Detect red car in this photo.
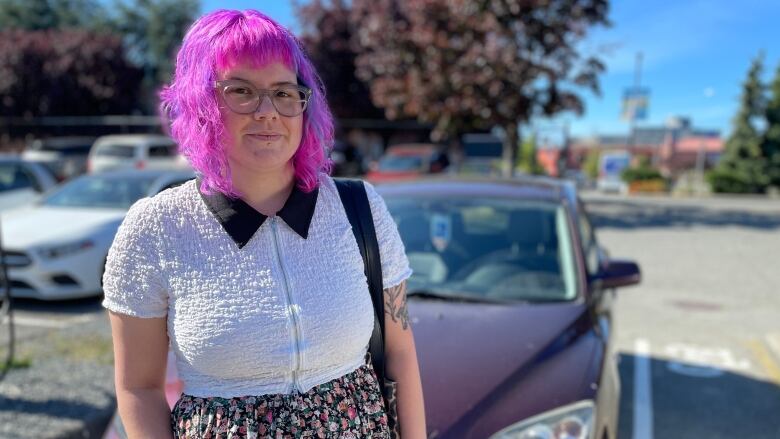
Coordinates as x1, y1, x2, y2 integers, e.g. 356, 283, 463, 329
365, 143, 450, 183
105, 176, 640, 439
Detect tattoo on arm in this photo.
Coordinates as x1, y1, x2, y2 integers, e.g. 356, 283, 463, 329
384, 282, 410, 330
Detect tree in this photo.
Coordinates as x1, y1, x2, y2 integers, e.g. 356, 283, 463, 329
350, 0, 609, 176
583, 149, 600, 180
517, 133, 544, 175
294, 0, 384, 120
708, 54, 769, 193
0, 0, 109, 31
762, 62, 780, 189
0, 29, 143, 117
112, 0, 199, 109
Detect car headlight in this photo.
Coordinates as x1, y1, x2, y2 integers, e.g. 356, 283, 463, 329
37, 239, 95, 259
489, 400, 595, 439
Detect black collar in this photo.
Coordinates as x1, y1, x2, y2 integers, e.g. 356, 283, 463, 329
196, 176, 319, 248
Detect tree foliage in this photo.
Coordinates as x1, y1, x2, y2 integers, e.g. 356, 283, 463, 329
708, 54, 770, 193
0, 28, 143, 117
0, 0, 198, 115
112, 0, 199, 86
0, 0, 110, 31
350, 0, 609, 175
294, 0, 384, 120
762, 62, 780, 188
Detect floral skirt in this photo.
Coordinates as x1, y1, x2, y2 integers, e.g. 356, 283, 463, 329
170, 363, 390, 439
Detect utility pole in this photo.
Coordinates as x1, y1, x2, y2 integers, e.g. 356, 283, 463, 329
627, 52, 643, 152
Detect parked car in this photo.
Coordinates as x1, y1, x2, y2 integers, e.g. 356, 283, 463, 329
379, 177, 640, 438
87, 134, 190, 174
103, 176, 640, 439
365, 143, 449, 183
0, 169, 194, 300
0, 155, 58, 212
21, 136, 96, 181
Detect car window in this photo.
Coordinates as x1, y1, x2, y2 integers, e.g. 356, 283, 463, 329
577, 201, 600, 276
385, 196, 578, 302
149, 143, 175, 158
0, 163, 35, 192
94, 144, 136, 158
378, 155, 424, 172
42, 175, 157, 209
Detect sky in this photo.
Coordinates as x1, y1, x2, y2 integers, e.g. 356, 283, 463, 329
200, 1, 780, 140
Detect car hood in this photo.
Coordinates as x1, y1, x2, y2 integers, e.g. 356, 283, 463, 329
409, 298, 588, 437
1, 205, 127, 249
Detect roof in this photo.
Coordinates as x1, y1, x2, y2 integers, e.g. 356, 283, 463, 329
88, 169, 195, 180
374, 175, 574, 203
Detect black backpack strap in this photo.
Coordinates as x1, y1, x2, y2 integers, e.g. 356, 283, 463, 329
334, 178, 387, 389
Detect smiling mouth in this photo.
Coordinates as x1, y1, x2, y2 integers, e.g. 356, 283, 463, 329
248, 134, 282, 141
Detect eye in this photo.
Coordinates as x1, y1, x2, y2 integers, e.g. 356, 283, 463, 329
225, 85, 255, 96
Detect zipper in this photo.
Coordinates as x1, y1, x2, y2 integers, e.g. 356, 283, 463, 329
270, 216, 304, 393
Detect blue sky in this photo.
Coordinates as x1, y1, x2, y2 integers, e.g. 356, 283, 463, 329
201, 1, 780, 139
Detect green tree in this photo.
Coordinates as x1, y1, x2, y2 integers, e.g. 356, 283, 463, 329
113, 0, 199, 109
708, 54, 769, 193
0, 0, 109, 31
583, 149, 601, 180
350, 0, 609, 176
762, 62, 780, 189
517, 134, 545, 175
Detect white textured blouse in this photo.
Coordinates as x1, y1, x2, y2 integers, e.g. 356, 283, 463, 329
101, 174, 412, 398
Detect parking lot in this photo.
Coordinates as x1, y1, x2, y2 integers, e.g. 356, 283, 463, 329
1, 192, 780, 438
583, 193, 780, 439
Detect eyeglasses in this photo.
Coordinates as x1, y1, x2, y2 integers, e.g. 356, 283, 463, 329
214, 79, 313, 117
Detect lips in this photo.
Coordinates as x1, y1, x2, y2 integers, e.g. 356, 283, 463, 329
248, 133, 282, 141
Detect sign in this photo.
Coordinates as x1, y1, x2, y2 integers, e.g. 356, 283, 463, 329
621, 87, 650, 121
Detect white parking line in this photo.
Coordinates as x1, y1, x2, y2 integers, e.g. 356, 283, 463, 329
5, 313, 95, 329
633, 339, 654, 439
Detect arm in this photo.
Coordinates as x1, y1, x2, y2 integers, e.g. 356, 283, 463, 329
384, 280, 427, 438
109, 311, 173, 439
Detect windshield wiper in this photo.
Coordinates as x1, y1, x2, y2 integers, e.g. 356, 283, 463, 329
406, 289, 511, 304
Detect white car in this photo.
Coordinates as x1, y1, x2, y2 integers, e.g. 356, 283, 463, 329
1, 169, 194, 300
87, 134, 190, 174
0, 156, 59, 212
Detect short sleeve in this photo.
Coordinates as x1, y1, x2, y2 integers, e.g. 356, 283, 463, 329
101, 197, 168, 318
363, 181, 413, 288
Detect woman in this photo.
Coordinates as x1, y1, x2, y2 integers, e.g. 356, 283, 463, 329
102, 9, 426, 438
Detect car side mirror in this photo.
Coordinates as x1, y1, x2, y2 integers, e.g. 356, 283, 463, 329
594, 259, 641, 289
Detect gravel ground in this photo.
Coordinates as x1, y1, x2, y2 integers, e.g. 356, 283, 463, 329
0, 314, 115, 439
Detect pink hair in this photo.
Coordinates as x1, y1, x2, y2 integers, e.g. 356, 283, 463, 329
159, 9, 334, 197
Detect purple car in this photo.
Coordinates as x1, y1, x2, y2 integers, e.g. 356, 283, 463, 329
378, 176, 640, 439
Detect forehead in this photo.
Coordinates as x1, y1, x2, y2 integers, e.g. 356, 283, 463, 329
217, 60, 297, 86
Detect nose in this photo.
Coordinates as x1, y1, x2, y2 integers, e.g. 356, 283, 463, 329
253, 95, 277, 120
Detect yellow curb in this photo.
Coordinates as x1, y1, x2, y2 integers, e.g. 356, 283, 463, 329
746, 339, 780, 385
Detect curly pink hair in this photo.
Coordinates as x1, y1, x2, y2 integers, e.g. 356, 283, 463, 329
160, 9, 334, 197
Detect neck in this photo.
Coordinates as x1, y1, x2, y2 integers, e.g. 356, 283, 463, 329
231, 164, 296, 216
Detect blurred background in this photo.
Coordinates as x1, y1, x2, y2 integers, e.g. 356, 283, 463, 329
0, 1, 778, 438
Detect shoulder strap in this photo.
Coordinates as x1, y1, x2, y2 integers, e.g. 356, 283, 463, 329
334, 178, 387, 389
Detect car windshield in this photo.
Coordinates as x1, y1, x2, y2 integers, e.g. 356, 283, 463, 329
385, 195, 578, 302
378, 155, 424, 172
0, 162, 33, 192
94, 144, 136, 158
41, 174, 158, 209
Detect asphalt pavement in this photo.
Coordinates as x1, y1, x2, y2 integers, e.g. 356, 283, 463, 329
583, 192, 780, 439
